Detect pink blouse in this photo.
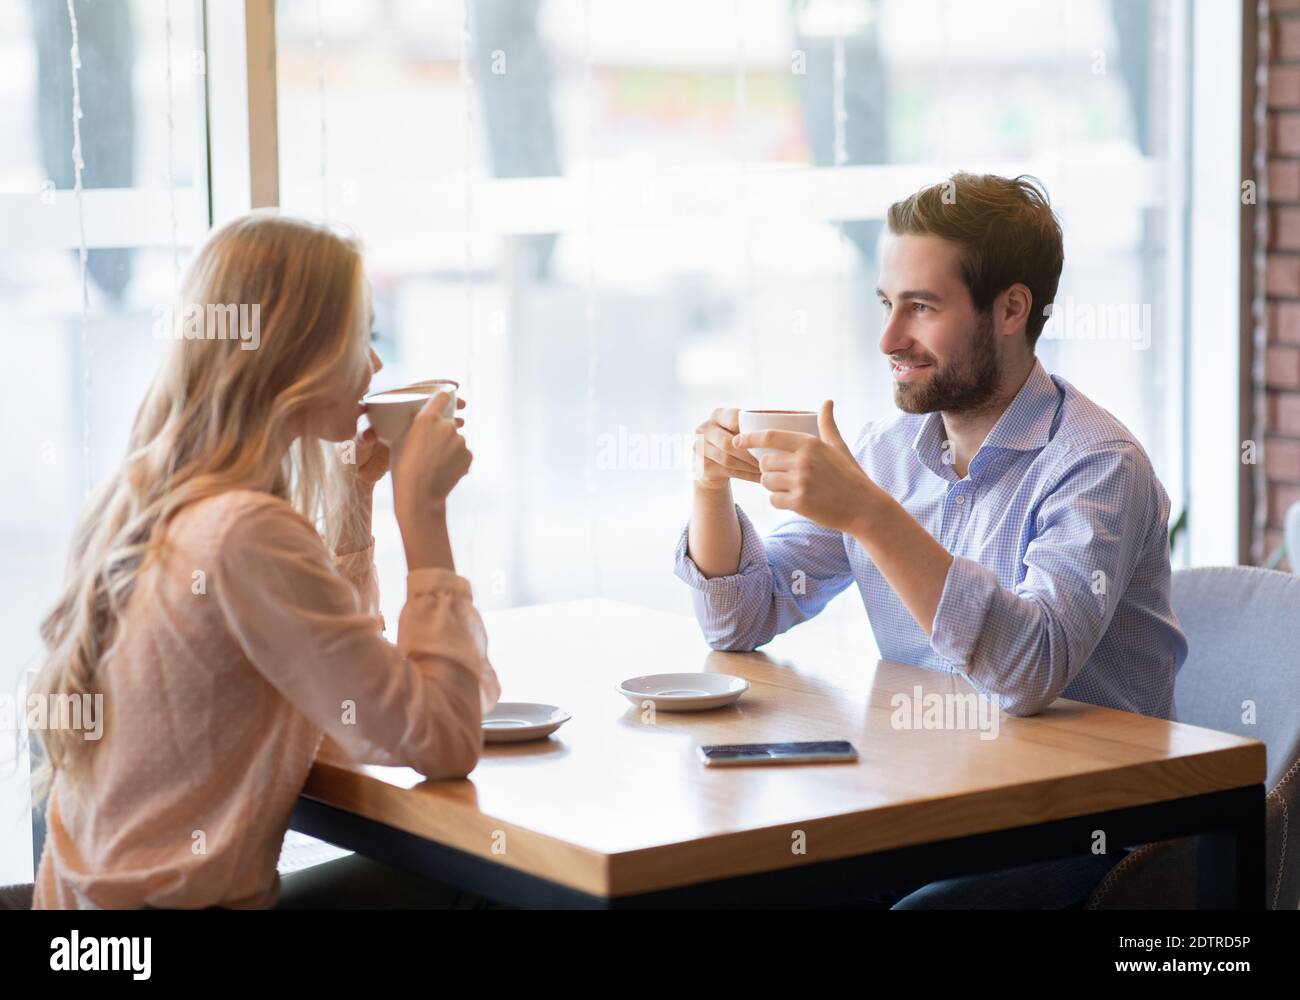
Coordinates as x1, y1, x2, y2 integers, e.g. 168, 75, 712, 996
33, 488, 500, 909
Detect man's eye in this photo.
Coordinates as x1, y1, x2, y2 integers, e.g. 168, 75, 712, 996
370, 327, 381, 342
912, 303, 929, 314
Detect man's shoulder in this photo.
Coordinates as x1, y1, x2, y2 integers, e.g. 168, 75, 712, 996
1044, 373, 1154, 465
1038, 374, 1163, 504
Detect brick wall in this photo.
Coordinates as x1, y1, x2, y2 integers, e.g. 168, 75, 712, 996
1265, 0, 1300, 567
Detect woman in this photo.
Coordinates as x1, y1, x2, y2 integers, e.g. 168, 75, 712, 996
30, 212, 500, 909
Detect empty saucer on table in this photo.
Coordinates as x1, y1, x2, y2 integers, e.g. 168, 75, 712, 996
482, 702, 571, 743
618, 673, 750, 712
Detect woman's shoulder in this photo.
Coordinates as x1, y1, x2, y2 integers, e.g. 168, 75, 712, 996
173, 489, 317, 549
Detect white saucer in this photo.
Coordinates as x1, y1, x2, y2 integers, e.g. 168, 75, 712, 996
482, 702, 571, 743
617, 673, 750, 712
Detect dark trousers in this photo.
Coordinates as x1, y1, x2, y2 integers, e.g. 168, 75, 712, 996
833, 851, 1125, 910
273, 854, 497, 909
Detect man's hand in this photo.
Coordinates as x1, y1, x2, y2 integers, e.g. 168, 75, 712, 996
693, 407, 761, 490
737, 399, 953, 634
733, 400, 881, 534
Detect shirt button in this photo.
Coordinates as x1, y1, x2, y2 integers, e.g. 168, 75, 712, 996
955, 495, 966, 506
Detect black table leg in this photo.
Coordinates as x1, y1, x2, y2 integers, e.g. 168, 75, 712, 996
1195, 783, 1265, 909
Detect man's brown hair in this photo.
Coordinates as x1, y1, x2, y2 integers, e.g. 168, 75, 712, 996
885, 173, 1064, 347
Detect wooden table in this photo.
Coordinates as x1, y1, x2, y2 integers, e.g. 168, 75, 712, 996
291, 599, 1266, 908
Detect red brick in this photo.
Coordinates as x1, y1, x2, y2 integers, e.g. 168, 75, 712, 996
1262, 16, 1300, 557
1271, 65, 1300, 107
1274, 300, 1300, 344
1269, 161, 1300, 201
1278, 18, 1300, 62
1273, 206, 1300, 247
1266, 253, 1300, 294
1276, 112, 1300, 155
1270, 391, 1300, 435
1266, 436, 1300, 479
1267, 345, 1300, 387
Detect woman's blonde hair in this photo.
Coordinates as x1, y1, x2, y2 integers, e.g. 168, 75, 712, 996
30, 211, 371, 802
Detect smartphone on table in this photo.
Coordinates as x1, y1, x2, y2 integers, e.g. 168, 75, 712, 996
698, 740, 858, 767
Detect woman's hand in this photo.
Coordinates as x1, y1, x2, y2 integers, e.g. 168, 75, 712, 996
342, 396, 466, 492
339, 426, 391, 491
390, 392, 473, 566
326, 426, 389, 556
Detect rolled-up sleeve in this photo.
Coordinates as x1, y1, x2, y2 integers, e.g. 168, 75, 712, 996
930, 442, 1154, 716
212, 502, 500, 779
674, 503, 854, 650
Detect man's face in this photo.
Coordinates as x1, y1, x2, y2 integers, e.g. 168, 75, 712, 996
876, 233, 1001, 415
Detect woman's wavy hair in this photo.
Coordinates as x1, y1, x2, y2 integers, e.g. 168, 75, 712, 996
29, 211, 371, 803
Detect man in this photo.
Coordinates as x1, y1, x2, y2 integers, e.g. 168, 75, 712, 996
674, 173, 1187, 909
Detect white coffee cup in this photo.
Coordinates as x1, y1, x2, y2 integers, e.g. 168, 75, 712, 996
364, 379, 458, 445
738, 409, 819, 458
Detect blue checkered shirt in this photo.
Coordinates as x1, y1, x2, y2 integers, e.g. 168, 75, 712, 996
674, 360, 1187, 719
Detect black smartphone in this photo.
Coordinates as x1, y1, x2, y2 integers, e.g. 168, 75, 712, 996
698, 740, 859, 767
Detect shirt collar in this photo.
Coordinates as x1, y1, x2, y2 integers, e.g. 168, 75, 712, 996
911, 359, 1060, 478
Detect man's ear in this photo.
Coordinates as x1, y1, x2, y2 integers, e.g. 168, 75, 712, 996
999, 283, 1033, 339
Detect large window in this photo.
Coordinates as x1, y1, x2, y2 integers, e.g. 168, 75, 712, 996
1, 0, 1237, 884
275, 0, 1188, 634
0, 0, 207, 882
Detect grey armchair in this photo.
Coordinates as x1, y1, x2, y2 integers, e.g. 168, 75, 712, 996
1087, 566, 1300, 909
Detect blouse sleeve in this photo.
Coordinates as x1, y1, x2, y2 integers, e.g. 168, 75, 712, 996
210, 495, 500, 778
333, 537, 383, 626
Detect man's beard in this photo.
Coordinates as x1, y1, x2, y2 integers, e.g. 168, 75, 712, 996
892, 312, 1001, 416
